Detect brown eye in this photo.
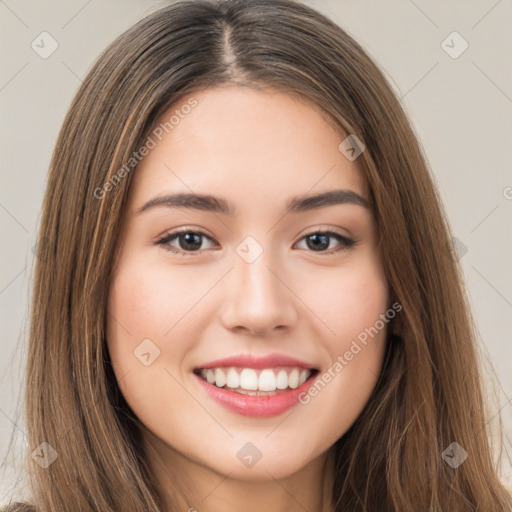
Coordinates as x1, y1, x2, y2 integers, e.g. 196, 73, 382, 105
155, 229, 356, 256
155, 229, 216, 255
296, 231, 356, 254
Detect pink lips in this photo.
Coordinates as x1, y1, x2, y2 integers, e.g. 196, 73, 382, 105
194, 352, 316, 371
193, 352, 318, 418
194, 374, 316, 417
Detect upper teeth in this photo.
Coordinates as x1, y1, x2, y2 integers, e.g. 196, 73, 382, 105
199, 367, 311, 392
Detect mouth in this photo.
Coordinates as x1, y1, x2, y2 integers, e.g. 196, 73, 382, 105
193, 364, 320, 417
193, 366, 319, 396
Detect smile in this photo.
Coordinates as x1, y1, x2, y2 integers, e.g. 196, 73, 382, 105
193, 353, 320, 417
194, 366, 314, 394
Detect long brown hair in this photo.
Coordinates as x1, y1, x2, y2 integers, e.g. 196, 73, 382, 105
2, 0, 511, 510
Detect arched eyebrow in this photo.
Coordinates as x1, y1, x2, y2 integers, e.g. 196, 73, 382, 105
135, 189, 370, 216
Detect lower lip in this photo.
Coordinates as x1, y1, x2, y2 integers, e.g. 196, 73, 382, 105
194, 372, 317, 418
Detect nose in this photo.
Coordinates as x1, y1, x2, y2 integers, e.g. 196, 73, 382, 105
219, 243, 299, 336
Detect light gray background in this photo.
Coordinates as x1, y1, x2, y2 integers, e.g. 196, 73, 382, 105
1, 0, 511, 502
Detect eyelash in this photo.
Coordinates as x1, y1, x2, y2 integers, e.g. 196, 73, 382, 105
154, 227, 357, 256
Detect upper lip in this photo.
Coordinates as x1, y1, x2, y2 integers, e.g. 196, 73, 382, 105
195, 353, 317, 370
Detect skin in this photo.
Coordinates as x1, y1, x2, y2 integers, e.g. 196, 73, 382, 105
107, 85, 389, 512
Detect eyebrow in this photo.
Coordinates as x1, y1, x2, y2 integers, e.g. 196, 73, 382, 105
135, 189, 370, 216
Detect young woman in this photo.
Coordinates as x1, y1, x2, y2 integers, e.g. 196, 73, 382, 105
2, 0, 511, 510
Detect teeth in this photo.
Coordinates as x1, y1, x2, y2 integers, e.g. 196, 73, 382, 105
288, 368, 299, 389
276, 370, 288, 389
226, 368, 240, 389
214, 368, 226, 388
258, 369, 276, 391
201, 366, 313, 392
206, 370, 215, 384
239, 368, 258, 390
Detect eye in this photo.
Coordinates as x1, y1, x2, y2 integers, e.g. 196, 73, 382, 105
155, 228, 357, 256
155, 228, 217, 255
294, 230, 356, 254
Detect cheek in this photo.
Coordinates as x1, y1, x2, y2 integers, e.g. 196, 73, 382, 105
106, 252, 219, 387
106, 258, 198, 422
109, 264, 171, 333
306, 257, 389, 351
106, 257, 180, 383
107, 254, 207, 344
303, 258, 389, 430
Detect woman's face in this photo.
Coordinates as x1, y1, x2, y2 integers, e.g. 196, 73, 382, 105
107, 85, 389, 484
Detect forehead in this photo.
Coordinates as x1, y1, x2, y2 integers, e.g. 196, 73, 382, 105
128, 85, 368, 213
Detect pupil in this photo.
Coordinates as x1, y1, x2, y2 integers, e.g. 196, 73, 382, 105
181, 233, 201, 250
308, 234, 328, 251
